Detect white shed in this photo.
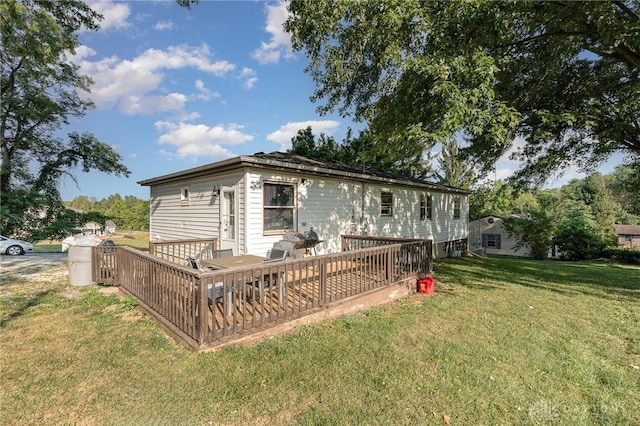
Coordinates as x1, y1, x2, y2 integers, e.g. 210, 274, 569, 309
468, 214, 530, 257
138, 152, 469, 258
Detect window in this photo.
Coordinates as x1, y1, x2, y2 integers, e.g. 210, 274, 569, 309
482, 233, 501, 249
453, 197, 461, 219
381, 191, 393, 217
419, 194, 433, 220
180, 186, 190, 204
263, 183, 295, 232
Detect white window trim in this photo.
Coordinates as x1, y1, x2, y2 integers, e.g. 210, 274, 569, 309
380, 191, 393, 217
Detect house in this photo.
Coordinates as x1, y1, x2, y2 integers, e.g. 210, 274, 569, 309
82, 220, 116, 236
615, 224, 640, 249
137, 152, 469, 258
468, 214, 531, 257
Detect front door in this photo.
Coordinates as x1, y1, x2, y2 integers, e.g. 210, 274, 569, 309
220, 188, 238, 254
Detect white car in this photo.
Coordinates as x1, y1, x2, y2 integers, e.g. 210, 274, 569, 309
0, 235, 34, 256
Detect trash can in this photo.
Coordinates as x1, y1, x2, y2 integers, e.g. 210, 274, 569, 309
417, 275, 435, 295
69, 246, 94, 286
65, 234, 102, 287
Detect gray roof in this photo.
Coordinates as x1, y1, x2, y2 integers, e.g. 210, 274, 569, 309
615, 224, 640, 236
138, 151, 469, 194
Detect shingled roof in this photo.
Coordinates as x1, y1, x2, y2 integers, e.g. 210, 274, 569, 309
615, 224, 640, 236
138, 151, 468, 194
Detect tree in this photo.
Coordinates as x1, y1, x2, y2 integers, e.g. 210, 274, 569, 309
289, 126, 342, 163
554, 201, 606, 261
285, 1, 639, 187
503, 209, 555, 260
1, 0, 130, 240
435, 139, 477, 189
561, 174, 617, 243
607, 164, 640, 218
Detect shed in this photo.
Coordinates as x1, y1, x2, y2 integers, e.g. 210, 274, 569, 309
468, 214, 530, 257
615, 224, 640, 249
138, 152, 469, 258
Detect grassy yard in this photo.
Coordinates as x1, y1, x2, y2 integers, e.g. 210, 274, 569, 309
33, 232, 150, 252
1, 256, 638, 425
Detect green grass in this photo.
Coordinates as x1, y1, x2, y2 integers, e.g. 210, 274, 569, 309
34, 233, 150, 252
1, 257, 638, 425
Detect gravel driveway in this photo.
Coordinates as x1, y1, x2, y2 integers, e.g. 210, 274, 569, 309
0, 252, 68, 271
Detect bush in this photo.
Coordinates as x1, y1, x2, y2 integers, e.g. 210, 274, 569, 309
555, 226, 606, 261
600, 248, 640, 265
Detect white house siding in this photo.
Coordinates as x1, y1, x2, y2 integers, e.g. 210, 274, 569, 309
468, 216, 529, 257
360, 184, 468, 258
149, 172, 244, 242
242, 170, 468, 258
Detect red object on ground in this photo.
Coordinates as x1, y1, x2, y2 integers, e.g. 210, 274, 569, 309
417, 276, 435, 295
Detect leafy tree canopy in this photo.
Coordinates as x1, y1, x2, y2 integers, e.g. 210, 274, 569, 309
1, 0, 130, 240
288, 126, 433, 178
435, 139, 477, 190
285, 0, 640, 187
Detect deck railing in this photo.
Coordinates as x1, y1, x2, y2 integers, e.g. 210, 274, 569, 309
92, 237, 432, 350
149, 238, 218, 266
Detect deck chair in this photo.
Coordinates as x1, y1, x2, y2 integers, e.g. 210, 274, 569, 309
244, 249, 288, 306
211, 248, 233, 258
262, 249, 289, 263
187, 256, 224, 302
187, 256, 204, 271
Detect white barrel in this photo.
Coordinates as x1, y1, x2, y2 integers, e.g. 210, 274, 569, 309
68, 246, 94, 286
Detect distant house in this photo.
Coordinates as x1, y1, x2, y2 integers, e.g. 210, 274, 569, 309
468, 214, 531, 257
615, 224, 640, 249
138, 151, 469, 258
82, 220, 116, 236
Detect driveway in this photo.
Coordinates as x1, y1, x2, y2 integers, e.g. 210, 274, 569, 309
0, 252, 68, 271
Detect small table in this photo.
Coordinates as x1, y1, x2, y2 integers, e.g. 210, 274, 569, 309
201, 255, 287, 307
201, 254, 266, 270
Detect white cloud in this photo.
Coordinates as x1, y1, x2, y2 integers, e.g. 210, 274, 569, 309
252, 2, 293, 64
154, 20, 175, 31
239, 68, 258, 90
155, 121, 254, 158
193, 79, 220, 101
73, 44, 235, 114
267, 120, 341, 151
87, 1, 131, 31
120, 93, 187, 115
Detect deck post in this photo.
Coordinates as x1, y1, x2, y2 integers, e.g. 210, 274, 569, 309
196, 277, 207, 347
319, 262, 327, 306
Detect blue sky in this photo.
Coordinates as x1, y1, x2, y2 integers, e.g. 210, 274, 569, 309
61, 0, 348, 201
60, 0, 618, 201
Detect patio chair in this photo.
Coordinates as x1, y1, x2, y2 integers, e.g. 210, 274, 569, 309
211, 248, 233, 258
262, 249, 289, 263
246, 273, 284, 306
187, 256, 204, 271
187, 256, 224, 302
244, 249, 288, 306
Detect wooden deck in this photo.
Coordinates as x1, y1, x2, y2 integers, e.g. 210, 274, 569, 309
206, 261, 388, 327
93, 236, 432, 350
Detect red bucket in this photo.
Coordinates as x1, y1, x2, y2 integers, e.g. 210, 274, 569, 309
417, 276, 435, 295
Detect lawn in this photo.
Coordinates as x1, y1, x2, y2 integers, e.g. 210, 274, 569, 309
1, 256, 638, 425
33, 232, 150, 252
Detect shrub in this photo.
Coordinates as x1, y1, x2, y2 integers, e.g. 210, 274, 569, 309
600, 248, 640, 265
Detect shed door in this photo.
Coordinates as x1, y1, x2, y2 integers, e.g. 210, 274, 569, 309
220, 188, 238, 254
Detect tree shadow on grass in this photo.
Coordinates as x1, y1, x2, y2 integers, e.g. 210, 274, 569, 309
0, 289, 60, 326
434, 257, 640, 301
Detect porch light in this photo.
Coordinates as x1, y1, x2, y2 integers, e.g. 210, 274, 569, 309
212, 184, 220, 196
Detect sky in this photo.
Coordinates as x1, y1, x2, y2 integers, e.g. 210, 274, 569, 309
59, 0, 619, 201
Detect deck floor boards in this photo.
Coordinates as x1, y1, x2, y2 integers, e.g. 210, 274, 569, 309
207, 265, 389, 337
